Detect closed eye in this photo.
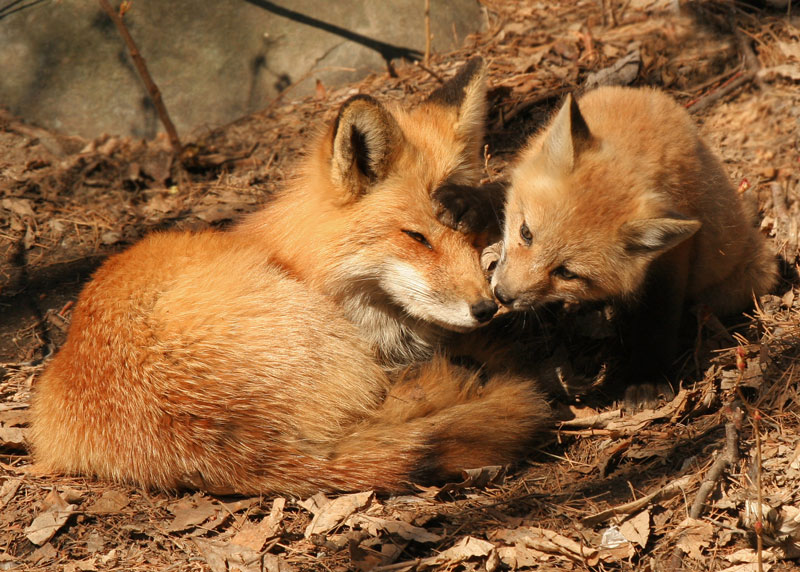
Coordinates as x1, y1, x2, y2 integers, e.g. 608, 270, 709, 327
402, 229, 433, 250
552, 265, 579, 280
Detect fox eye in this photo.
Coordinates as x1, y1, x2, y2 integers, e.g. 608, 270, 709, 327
402, 229, 433, 250
552, 265, 579, 280
519, 222, 533, 245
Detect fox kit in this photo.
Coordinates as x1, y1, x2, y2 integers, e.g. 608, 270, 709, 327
31, 59, 549, 496
491, 86, 776, 403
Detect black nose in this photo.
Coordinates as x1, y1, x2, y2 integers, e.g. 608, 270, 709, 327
494, 286, 516, 307
470, 299, 498, 323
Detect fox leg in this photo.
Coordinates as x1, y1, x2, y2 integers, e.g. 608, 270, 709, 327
616, 242, 692, 407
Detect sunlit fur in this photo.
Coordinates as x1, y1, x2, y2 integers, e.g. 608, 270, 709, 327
493, 86, 776, 315
31, 61, 550, 496
235, 88, 496, 366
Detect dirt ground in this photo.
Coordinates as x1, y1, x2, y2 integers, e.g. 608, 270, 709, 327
2, 0, 800, 570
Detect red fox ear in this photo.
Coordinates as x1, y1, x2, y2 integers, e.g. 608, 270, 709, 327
426, 57, 488, 159
331, 94, 403, 198
622, 216, 701, 256
541, 93, 593, 173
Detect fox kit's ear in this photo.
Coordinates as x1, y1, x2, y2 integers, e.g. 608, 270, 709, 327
331, 94, 402, 198
541, 93, 592, 173
622, 216, 701, 256
426, 57, 488, 154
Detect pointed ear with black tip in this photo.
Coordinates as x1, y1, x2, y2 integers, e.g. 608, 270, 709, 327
621, 216, 701, 257
426, 57, 488, 154
541, 93, 593, 173
331, 94, 403, 198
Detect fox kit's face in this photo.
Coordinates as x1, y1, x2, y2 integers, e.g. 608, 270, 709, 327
492, 94, 700, 311
322, 58, 500, 331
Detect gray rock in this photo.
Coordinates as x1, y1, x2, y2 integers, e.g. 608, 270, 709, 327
0, 0, 484, 138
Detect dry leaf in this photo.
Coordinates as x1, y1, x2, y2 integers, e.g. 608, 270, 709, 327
584, 49, 641, 88
675, 518, 713, 560
195, 539, 295, 572
166, 494, 219, 532
422, 536, 497, 570
496, 544, 551, 569
1, 198, 35, 217
25, 491, 77, 545
758, 64, 800, 82
345, 514, 442, 543
0, 477, 22, 510
231, 497, 285, 551
619, 510, 650, 548
491, 527, 599, 565
433, 466, 506, 498
88, 490, 129, 514
27, 542, 57, 564
719, 564, 773, 572
303, 490, 373, 538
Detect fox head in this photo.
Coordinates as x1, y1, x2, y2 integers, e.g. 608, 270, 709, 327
491, 93, 700, 310
269, 58, 500, 332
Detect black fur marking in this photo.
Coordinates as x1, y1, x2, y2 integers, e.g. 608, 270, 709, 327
427, 57, 483, 107
350, 125, 375, 181
432, 181, 506, 234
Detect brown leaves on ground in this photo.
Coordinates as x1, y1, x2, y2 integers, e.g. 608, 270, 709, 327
2, 0, 800, 570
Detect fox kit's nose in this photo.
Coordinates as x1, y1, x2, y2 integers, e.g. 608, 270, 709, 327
493, 286, 516, 307
470, 299, 498, 323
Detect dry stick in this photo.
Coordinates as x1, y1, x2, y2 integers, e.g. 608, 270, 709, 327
688, 406, 743, 519
754, 409, 764, 572
666, 405, 743, 570
423, 0, 431, 65
97, 0, 182, 157
581, 475, 693, 527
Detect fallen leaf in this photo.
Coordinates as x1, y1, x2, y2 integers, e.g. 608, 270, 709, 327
27, 542, 57, 564
584, 49, 641, 88
166, 494, 219, 532
303, 490, 373, 538
0, 478, 22, 510
1, 198, 35, 217
345, 514, 442, 543
195, 539, 295, 572
231, 497, 285, 551
759, 64, 800, 82
675, 518, 713, 560
619, 510, 650, 548
491, 527, 599, 565
88, 490, 129, 514
422, 536, 497, 570
25, 491, 77, 545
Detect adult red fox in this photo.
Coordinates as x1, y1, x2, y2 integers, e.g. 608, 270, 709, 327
491, 86, 777, 404
31, 59, 549, 496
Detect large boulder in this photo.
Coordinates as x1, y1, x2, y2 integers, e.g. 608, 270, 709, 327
0, 0, 484, 138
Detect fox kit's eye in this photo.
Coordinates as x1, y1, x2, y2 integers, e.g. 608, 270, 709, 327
519, 222, 533, 245
552, 265, 579, 280
402, 229, 433, 250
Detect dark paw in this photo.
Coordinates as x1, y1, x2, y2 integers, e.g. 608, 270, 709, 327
431, 182, 504, 234
623, 381, 675, 410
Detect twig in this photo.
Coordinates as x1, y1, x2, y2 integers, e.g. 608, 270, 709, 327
686, 70, 750, 114
688, 405, 743, 519
97, 0, 182, 157
754, 409, 764, 572
581, 475, 692, 527
424, 0, 431, 66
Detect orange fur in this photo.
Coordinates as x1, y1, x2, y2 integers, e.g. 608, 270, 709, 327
492, 86, 777, 395
31, 59, 549, 496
